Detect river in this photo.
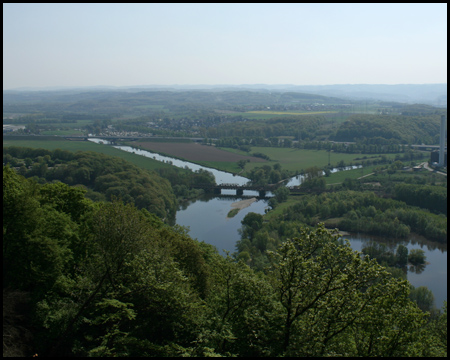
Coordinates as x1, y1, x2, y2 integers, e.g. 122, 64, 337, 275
89, 138, 447, 308
176, 194, 269, 254
176, 194, 447, 309
88, 138, 250, 185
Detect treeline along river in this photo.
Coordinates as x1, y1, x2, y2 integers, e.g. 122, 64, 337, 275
89, 139, 447, 308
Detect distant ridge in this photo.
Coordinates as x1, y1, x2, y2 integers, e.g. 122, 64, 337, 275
3, 83, 447, 106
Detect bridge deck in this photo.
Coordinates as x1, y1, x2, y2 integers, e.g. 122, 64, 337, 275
193, 183, 277, 191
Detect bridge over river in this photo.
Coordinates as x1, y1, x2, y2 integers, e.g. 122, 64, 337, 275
192, 183, 278, 197
191, 182, 313, 197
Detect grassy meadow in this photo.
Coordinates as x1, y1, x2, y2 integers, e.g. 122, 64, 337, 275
221, 110, 338, 120
41, 129, 85, 136
195, 160, 242, 174
325, 165, 379, 184
234, 147, 392, 173
247, 110, 337, 116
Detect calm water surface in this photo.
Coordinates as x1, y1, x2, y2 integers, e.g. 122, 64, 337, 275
343, 233, 447, 309
176, 196, 446, 308
176, 195, 269, 254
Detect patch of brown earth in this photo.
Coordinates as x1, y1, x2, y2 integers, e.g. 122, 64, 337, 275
134, 142, 266, 162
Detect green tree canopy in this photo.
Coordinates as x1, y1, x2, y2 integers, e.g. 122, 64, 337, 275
266, 224, 426, 356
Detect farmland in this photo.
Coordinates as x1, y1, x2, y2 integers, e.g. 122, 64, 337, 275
218, 146, 404, 173
127, 141, 398, 177
246, 110, 337, 116
219, 110, 339, 120
40, 129, 85, 136
133, 141, 266, 163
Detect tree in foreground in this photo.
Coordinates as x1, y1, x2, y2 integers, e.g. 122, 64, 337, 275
37, 200, 208, 357
267, 224, 426, 357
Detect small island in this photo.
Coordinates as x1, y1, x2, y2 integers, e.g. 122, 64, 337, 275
227, 197, 258, 218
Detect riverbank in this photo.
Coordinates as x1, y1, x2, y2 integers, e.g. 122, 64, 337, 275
111, 143, 250, 185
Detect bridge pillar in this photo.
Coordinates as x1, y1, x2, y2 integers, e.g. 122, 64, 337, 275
259, 190, 266, 197
236, 189, 244, 196
214, 187, 221, 195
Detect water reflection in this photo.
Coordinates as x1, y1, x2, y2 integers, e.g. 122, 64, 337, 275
344, 232, 446, 309
409, 264, 426, 274
175, 195, 269, 255
407, 233, 447, 253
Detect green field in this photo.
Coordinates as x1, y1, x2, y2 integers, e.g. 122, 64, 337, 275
195, 161, 242, 174
41, 130, 85, 136
3, 137, 174, 172
220, 111, 338, 120
241, 147, 362, 173
325, 165, 379, 184
40, 119, 94, 128
212, 146, 408, 181
262, 147, 404, 170
133, 104, 165, 110
247, 110, 337, 116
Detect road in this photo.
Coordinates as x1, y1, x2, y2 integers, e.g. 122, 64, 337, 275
421, 162, 447, 176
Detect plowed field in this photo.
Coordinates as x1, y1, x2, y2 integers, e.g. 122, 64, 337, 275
134, 142, 266, 163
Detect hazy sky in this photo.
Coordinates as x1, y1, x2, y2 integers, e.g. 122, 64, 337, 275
3, 3, 447, 89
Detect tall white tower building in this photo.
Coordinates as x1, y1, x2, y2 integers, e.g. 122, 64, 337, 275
439, 115, 446, 167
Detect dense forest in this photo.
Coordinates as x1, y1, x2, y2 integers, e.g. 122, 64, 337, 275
332, 114, 443, 144
107, 112, 445, 148
2, 147, 177, 221
236, 166, 447, 273
394, 183, 447, 215
3, 147, 219, 221
3, 166, 447, 357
